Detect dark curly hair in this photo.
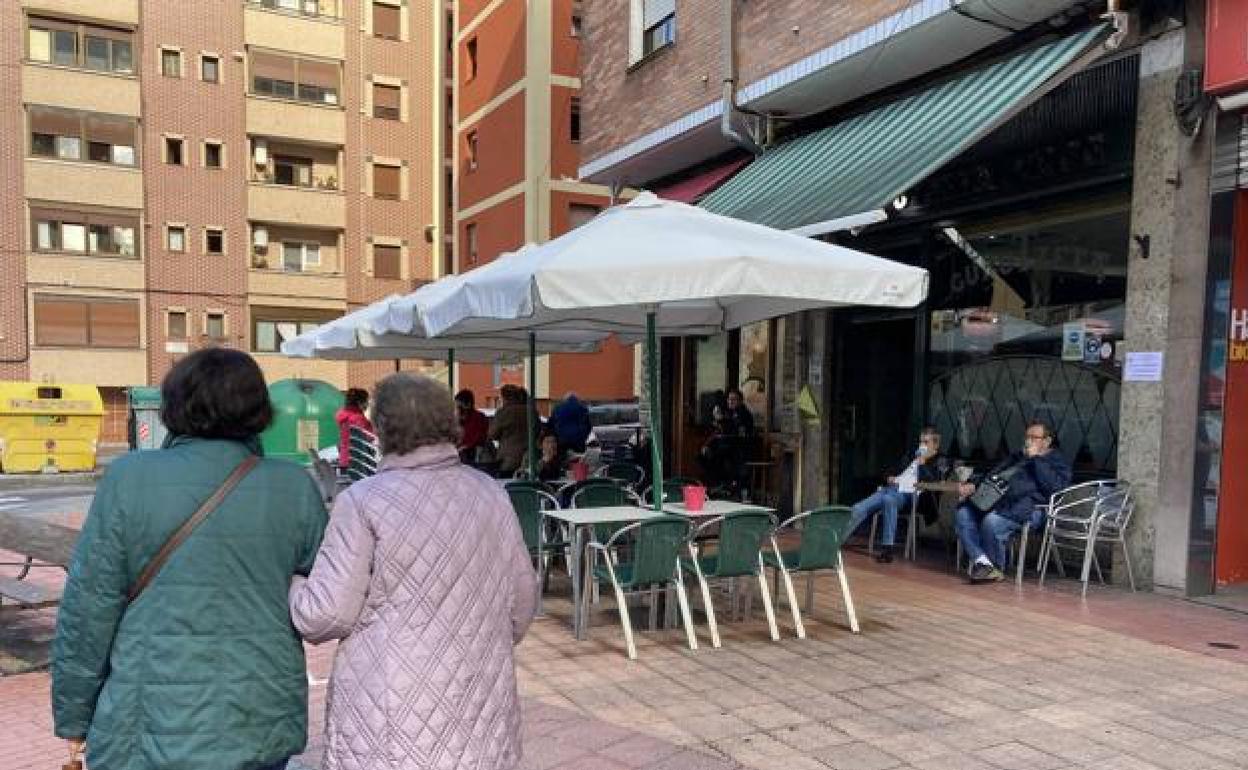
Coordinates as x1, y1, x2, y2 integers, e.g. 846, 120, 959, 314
160, 348, 273, 440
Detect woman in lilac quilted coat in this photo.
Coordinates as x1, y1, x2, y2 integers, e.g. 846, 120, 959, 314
291, 373, 537, 770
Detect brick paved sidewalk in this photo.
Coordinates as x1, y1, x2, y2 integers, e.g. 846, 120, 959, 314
4, 551, 1248, 770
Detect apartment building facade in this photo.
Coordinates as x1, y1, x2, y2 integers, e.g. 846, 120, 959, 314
0, 0, 445, 441
578, 1, 1240, 596
450, 0, 635, 407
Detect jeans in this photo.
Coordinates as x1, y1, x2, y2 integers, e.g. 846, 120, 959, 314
848, 486, 913, 547
954, 504, 1022, 568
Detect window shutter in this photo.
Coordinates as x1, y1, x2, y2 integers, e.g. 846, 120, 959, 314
34, 296, 89, 347
373, 3, 401, 38
373, 164, 400, 199
373, 244, 401, 279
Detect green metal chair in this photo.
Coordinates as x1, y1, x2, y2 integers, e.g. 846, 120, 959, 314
763, 505, 860, 636
642, 476, 703, 507
505, 486, 566, 604
682, 510, 782, 648
572, 480, 643, 602
589, 515, 696, 659
597, 461, 646, 490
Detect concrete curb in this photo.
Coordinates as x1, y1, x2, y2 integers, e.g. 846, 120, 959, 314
0, 472, 102, 492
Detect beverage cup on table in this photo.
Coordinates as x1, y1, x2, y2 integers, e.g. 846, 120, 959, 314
683, 485, 706, 512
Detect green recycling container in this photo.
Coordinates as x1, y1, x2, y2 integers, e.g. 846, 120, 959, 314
260, 378, 344, 465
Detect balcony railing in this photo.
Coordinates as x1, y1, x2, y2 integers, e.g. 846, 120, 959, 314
246, 0, 341, 20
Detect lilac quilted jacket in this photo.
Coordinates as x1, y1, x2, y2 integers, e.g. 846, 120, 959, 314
290, 444, 537, 770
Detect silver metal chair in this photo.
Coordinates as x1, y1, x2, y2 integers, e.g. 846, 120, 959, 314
954, 504, 1047, 587
867, 489, 928, 560
1038, 480, 1135, 597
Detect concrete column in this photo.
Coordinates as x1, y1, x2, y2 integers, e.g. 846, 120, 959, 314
1118, 16, 1215, 594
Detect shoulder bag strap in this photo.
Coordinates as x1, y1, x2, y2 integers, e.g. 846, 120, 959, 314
126, 454, 260, 604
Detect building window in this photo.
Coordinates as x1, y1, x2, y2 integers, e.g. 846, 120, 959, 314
167, 310, 188, 340
29, 107, 136, 166
568, 203, 599, 230
282, 241, 321, 272
373, 2, 401, 40
372, 162, 401, 200
465, 222, 478, 266
161, 47, 182, 77
570, 97, 581, 143
167, 225, 186, 253
466, 130, 479, 172
273, 155, 313, 187
205, 228, 225, 255
28, 17, 134, 75
165, 136, 184, 165
373, 82, 401, 120
252, 312, 333, 352
465, 37, 478, 81
33, 295, 140, 348
632, 0, 676, 62
248, 0, 329, 18
204, 141, 223, 169
31, 207, 139, 258
201, 54, 220, 83
205, 312, 227, 340
571, 13, 583, 38
373, 243, 401, 280
250, 51, 340, 106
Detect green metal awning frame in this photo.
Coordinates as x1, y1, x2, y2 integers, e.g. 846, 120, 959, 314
700, 24, 1110, 233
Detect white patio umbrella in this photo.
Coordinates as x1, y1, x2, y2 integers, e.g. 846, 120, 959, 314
407, 192, 930, 510
281, 291, 606, 476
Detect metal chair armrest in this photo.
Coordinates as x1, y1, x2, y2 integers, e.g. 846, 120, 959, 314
690, 515, 727, 541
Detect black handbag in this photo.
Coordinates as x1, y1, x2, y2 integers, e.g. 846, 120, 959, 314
968, 463, 1022, 513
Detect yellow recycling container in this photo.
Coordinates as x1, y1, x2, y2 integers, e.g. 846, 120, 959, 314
0, 382, 104, 474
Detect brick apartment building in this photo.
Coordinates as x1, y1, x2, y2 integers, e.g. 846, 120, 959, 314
449, 0, 635, 408
576, 0, 1248, 598
0, 0, 446, 441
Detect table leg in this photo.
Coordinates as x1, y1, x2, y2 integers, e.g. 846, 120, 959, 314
570, 524, 584, 639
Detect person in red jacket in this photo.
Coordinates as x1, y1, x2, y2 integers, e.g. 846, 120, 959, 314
336, 388, 374, 470
455, 388, 489, 466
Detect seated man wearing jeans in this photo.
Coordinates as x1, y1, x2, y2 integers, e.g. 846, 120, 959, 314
845, 427, 948, 563
955, 419, 1072, 583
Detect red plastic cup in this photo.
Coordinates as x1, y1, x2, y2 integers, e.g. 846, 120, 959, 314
572, 460, 588, 481
683, 485, 706, 512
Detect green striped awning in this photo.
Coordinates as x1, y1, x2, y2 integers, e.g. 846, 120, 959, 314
700, 25, 1108, 231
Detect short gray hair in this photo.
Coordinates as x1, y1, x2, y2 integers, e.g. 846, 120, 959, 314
372, 374, 460, 455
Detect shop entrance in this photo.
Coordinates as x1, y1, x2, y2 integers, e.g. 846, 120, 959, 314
831, 314, 921, 504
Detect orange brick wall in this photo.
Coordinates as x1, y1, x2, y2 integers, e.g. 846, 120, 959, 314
458, 0, 527, 117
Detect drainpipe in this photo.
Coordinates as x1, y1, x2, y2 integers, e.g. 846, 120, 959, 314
721, 0, 762, 154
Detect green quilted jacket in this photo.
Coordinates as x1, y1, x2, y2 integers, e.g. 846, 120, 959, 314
51, 437, 328, 770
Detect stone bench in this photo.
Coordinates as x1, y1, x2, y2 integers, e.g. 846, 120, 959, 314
0, 512, 78, 611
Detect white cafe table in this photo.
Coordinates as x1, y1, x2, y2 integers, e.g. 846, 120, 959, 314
544, 502, 773, 640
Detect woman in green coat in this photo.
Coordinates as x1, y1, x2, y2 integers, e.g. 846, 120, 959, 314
51, 348, 329, 770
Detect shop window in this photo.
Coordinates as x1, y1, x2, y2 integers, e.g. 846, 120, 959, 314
373, 243, 401, 279
570, 97, 581, 143
373, 82, 401, 120
465, 222, 478, 265
205, 141, 223, 169
167, 225, 186, 253
205, 312, 227, 340
33, 295, 139, 348
373, 2, 401, 40
167, 310, 188, 340
31, 207, 139, 258
28, 17, 133, 75
201, 54, 220, 83
165, 136, 184, 166
205, 228, 225, 255
372, 163, 401, 200
161, 47, 182, 77
29, 107, 136, 166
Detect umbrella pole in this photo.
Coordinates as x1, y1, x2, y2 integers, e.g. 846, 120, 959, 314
646, 311, 664, 512
447, 349, 455, 391
393, 358, 401, 373
527, 331, 538, 479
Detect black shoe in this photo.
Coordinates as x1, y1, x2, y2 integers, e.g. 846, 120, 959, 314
969, 562, 1004, 583
874, 546, 894, 564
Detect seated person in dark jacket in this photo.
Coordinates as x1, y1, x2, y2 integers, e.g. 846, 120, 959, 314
536, 431, 567, 482
845, 427, 949, 563
698, 390, 755, 498
549, 392, 593, 454
955, 419, 1072, 583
